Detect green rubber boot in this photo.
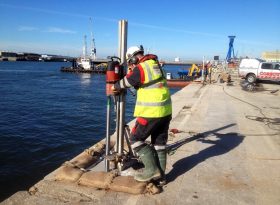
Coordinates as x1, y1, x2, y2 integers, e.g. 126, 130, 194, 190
134, 145, 161, 182
156, 149, 167, 185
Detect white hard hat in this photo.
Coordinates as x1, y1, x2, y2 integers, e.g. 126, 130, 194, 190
126, 46, 144, 62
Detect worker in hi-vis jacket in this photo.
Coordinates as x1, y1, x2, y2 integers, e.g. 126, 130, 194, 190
112, 45, 172, 184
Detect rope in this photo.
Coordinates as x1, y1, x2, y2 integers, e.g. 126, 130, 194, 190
218, 84, 280, 132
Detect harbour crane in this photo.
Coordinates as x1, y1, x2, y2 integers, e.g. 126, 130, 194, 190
83, 35, 87, 58
90, 18, 97, 60
226, 36, 236, 62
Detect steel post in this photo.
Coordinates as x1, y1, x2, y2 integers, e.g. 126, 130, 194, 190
118, 20, 127, 65
202, 56, 205, 82
117, 20, 128, 170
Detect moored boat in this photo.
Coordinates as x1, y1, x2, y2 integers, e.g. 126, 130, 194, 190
165, 63, 202, 87
166, 79, 191, 88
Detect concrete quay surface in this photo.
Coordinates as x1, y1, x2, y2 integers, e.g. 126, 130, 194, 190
2, 80, 280, 205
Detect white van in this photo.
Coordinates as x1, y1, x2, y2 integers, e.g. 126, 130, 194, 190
238, 58, 280, 83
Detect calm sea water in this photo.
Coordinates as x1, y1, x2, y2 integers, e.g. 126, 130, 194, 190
0, 61, 182, 201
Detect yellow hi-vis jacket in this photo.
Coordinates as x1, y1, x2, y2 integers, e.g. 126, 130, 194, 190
134, 59, 172, 118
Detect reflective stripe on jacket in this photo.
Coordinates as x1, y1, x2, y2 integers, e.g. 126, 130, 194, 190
134, 59, 172, 118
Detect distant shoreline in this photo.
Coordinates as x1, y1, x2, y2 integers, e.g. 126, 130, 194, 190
0, 58, 73, 62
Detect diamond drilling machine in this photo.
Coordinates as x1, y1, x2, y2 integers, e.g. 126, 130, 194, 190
105, 56, 135, 173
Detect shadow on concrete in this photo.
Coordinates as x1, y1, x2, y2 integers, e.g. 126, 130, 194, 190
167, 124, 244, 183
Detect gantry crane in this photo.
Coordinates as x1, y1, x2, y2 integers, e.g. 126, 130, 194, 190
226, 36, 236, 62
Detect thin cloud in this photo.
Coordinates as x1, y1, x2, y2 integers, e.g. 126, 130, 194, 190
130, 22, 224, 38
238, 39, 273, 47
0, 3, 88, 18
18, 25, 76, 34
1, 2, 221, 37
18, 26, 38, 31
44, 27, 76, 34
0, 3, 118, 23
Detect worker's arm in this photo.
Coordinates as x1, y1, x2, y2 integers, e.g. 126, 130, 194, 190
113, 66, 142, 91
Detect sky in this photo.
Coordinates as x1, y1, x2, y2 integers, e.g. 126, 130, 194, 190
0, 0, 279, 61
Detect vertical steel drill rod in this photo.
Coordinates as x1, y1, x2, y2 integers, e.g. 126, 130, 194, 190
118, 92, 125, 156
115, 95, 120, 153
105, 96, 111, 172
124, 125, 134, 156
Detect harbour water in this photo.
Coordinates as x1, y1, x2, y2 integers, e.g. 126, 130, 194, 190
0, 61, 183, 201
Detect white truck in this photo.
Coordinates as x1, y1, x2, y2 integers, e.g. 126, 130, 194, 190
238, 58, 280, 83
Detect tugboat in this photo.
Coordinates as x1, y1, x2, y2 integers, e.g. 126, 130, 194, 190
76, 57, 92, 70
76, 34, 95, 70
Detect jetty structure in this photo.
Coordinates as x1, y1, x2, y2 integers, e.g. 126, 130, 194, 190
2, 20, 280, 204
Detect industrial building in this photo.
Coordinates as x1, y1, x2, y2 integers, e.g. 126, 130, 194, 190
262, 51, 280, 62
0, 51, 73, 62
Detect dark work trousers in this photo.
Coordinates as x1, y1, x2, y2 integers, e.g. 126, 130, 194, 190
130, 115, 172, 150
